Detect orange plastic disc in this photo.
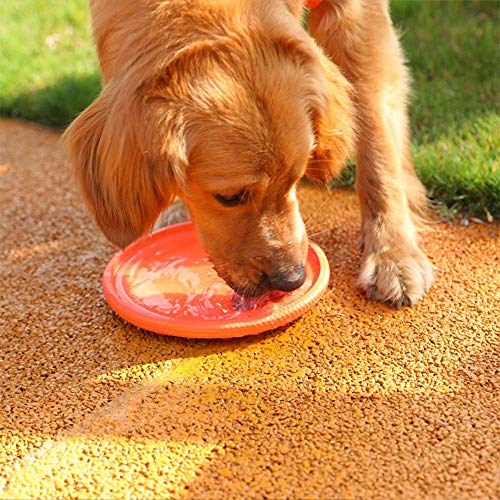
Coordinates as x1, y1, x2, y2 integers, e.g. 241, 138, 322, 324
102, 222, 330, 338
304, 0, 323, 9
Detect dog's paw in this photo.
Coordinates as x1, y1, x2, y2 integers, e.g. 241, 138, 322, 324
357, 244, 434, 308
154, 199, 190, 230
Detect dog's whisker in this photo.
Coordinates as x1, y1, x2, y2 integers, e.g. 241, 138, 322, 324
305, 222, 329, 236
246, 280, 262, 299
306, 220, 328, 230
304, 196, 330, 229
251, 193, 261, 218
308, 227, 333, 239
213, 262, 230, 270
248, 282, 259, 298
212, 261, 233, 272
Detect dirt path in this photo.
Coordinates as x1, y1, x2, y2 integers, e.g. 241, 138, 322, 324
0, 119, 498, 499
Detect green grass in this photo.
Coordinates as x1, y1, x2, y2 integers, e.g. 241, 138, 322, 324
395, 0, 499, 219
0, 0, 99, 127
1, 0, 498, 218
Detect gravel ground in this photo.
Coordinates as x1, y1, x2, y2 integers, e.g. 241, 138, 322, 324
0, 119, 498, 499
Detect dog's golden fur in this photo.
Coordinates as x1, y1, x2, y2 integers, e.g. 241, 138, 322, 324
65, 0, 433, 306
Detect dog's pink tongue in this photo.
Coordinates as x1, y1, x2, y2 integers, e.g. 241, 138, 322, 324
231, 290, 289, 311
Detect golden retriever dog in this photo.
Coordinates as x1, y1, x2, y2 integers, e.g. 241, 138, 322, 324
65, 0, 434, 307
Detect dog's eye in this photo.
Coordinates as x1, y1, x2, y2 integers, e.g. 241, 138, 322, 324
214, 190, 249, 207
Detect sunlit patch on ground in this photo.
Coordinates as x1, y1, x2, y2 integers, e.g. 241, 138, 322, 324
3, 436, 219, 499
8, 239, 74, 260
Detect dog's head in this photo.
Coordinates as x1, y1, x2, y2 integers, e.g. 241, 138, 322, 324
65, 4, 354, 296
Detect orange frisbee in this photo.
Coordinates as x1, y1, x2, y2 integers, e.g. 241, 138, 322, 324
305, 0, 323, 8
102, 222, 329, 338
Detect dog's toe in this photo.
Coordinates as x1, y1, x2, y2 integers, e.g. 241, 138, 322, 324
358, 246, 434, 308
154, 199, 190, 230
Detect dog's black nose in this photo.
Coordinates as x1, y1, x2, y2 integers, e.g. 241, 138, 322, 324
265, 264, 306, 292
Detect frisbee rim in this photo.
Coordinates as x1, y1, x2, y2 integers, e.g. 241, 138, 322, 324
102, 222, 330, 338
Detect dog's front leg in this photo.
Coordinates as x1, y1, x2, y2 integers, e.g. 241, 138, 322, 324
154, 199, 190, 231
309, 0, 434, 307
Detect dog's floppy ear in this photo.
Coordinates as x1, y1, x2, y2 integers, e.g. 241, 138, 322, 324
64, 82, 187, 247
305, 53, 356, 183
266, 28, 355, 183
